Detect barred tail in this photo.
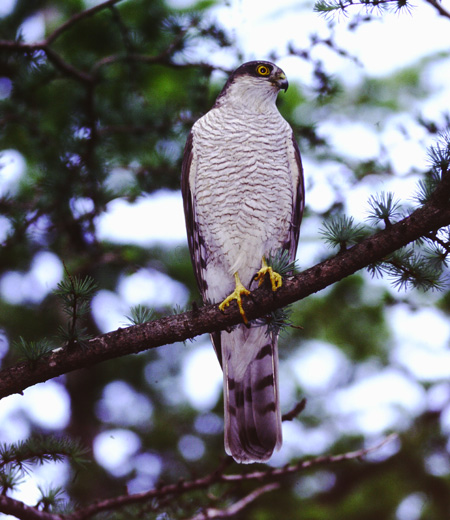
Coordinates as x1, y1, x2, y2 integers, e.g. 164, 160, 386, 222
220, 325, 282, 464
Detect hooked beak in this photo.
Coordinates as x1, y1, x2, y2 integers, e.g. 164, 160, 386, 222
273, 71, 289, 92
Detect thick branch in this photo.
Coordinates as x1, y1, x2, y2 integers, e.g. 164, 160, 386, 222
0, 180, 449, 400
0, 495, 59, 520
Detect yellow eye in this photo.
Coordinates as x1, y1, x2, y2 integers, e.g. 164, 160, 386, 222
256, 65, 270, 76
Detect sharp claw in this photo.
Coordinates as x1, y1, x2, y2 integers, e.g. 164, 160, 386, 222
254, 258, 283, 292
219, 273, 250, 324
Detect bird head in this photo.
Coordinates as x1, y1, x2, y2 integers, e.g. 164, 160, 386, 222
214, 61, 289, 110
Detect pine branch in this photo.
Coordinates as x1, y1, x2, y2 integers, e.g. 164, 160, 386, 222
55, 269, 98, 348
0, 435, 88, 473
0, 178, 449, 400
90, 15, 195, 75
320, 214, 368, 251
366, 191, 402, 228
185, 483, 280, 520
0, 494, 59, 520
61, 434, 397, 519
424, 0, 450, 20
124, 305, 155, 326
0, 2, 219, 84
45, 0, 125, 46
14, 337, 54, 364
314, 0, 413, 17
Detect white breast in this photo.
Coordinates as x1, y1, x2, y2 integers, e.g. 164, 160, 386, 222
191, 104, 295, 301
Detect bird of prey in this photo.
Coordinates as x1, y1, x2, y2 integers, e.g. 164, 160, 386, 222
182, 61, 304, 463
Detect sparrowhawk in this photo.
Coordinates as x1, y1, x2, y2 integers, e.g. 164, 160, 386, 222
182, 61, 304, 463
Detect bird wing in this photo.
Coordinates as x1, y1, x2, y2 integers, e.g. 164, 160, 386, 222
284, 133, 305, 262
181, 130, 223, 363
181, 130, 208, 298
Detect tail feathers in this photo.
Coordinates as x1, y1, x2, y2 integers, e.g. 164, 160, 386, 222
222, 325, 282, 464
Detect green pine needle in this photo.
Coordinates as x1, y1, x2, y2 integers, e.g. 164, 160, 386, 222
0, 436, 89, 475
266, 249, 299, 276
57, 324, 92, 349
368, 247, 446, 291
0, 468, 22, 495
428, 131, 450, 177
366, 191, 402, 227
37, 486, 65, 512
125, 304, 155, 325
251, 250, 297, 336
54, 270, 97, 347
254, 305, 294, 337
320, 215, 367, 251
414, 170, 441, 205
55, 274, 98, 317
314, 0, 344, 14
14, 337, 54, 363
416, 132, 450, 204
424, 243, 449, 270
314, 0, 412, 18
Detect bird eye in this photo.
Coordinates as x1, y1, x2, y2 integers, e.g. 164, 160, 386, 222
256, 65, 270, 76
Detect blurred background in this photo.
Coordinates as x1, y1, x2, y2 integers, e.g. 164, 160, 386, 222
0, 0, 450, 518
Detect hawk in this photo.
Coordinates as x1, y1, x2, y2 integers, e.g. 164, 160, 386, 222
182, 61, 304, 463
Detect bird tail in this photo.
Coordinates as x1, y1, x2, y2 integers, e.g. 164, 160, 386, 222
220, 324, 282, 464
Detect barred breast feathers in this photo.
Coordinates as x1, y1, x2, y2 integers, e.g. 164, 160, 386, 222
191, 105, 296, 291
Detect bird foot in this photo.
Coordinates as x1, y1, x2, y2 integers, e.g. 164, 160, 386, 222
254, 258, 283, 291
219, 273, 250, 325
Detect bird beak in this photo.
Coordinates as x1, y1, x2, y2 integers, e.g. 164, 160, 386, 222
273, 72, 289, 92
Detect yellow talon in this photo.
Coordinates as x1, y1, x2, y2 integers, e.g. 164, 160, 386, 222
219, 272, 250, 325
254, 256, 283, 291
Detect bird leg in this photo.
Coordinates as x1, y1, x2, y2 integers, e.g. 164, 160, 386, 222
219, 272, 251, 325
254, 256, 283, 291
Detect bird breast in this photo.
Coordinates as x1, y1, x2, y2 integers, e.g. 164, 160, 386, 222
192, 105, 294, 285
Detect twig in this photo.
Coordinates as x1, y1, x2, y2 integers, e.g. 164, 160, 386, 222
0, 434, 398, 519
223, 433, 399, 482
0, 434, 399, 519
282, 399, 307, 422
424, 0, 450, 19
91, 20, 195, 75
0, 41, 92, 84
185, 483, 280, 520
45, 0, 125, 45
0, 1, 124, 82
61, 433, 397, 519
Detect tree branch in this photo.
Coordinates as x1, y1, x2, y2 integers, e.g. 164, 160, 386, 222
0, 40, 93, 84
424, 0, 450, 19
223, 433, 398, 482
0, 177, 449, 400
45, 0, 125, 45
185, 483, 280, 520
0, 0, 210, 84
0, 495, 59, 520
282, 398, 307, 421
62, 433, 397, 519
